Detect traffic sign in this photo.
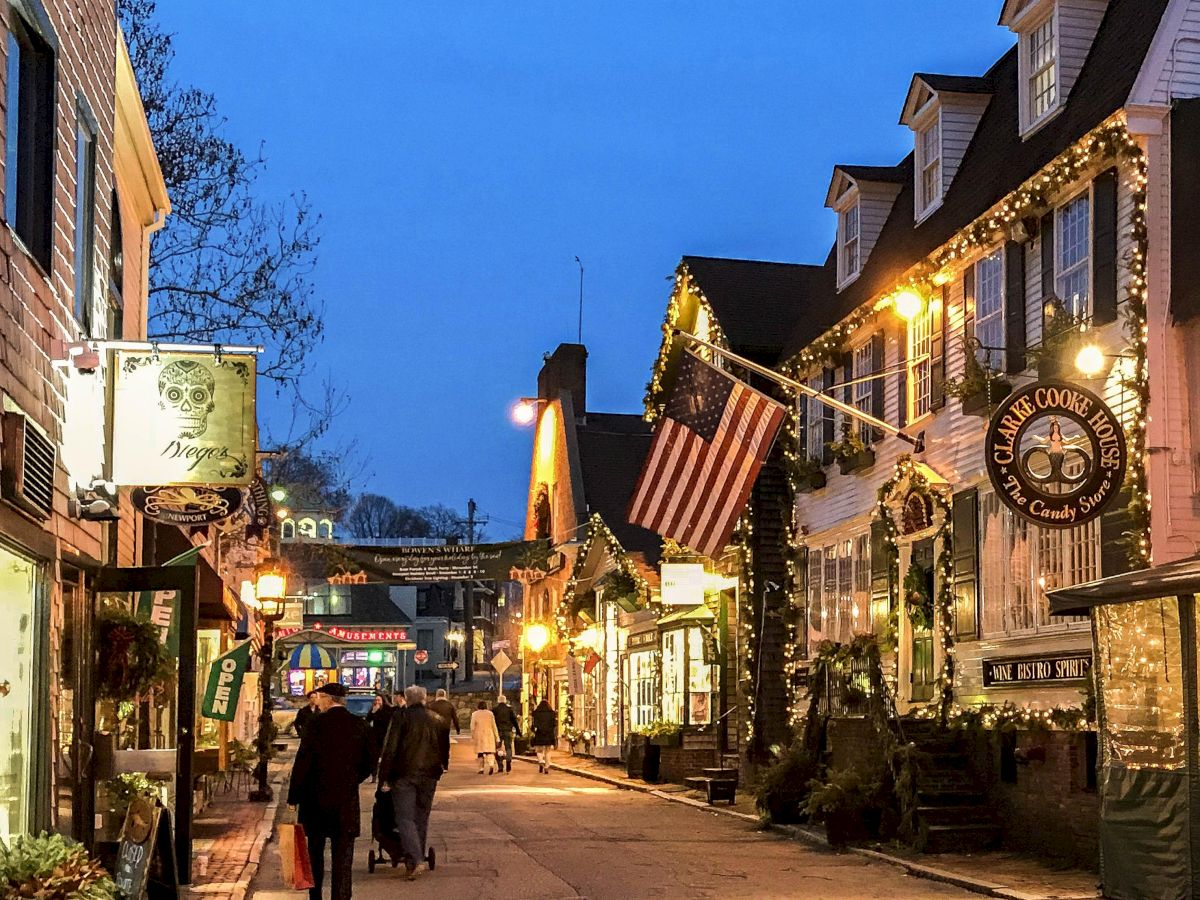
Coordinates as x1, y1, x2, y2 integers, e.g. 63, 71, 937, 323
491, 639, 511, 650
414, 649, 429, 665
436, 661, 459, 671
491, 650, 512, 676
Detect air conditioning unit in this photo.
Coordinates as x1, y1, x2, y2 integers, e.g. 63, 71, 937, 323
2, 411, 55, 520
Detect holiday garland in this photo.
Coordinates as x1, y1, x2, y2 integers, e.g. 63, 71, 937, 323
555, 513, 652, 646
96, 608, 173, 700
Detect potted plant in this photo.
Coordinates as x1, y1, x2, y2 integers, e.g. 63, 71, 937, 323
627, 729, 663, 782
96, 608, 173, 701
645, 720, 683, 748
802, 768, 882, 848
791, 454, 827, 493
99, 773, 160, 841
1031, 298, 1088, 380
829, 426, 875, 476
944, 337, 1012, 417
755, 741, 820, 825
0, 832, 118, 898
604, 569, 642, 613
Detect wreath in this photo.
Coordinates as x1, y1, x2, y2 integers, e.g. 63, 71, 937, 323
902, 564, 934, 631
97, 609, 173, 700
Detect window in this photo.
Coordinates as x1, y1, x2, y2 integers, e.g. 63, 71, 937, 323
839, 203, 860, 283
823, 544, 837, 636
661, 629, 685, 724
107, 190, 123, 338
305, 588, 351, 616
73, 106, 96, 333
280, 519, 296, 540
4, 12, 56, 271
917, 117, 941, 214
417, 629, 433, 651
1057, 193, 1091, 319
805, 375, 825, 461
853, 533, 870, 636
807, 547, 823, 636
1028, 15, 1057, 123
836, 539, 854, 643
298, 518, 317, 538
319, 519, 334, 539
852, 343, 874, 445
907, 307, 933, 420
629, 650, 657, 729
974, 250, 1005, 369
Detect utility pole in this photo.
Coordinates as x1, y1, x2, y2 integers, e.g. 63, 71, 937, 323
575, 256, 584, 344
459, 499, 488, 683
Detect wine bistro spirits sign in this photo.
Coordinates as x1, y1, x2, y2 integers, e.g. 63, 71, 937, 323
112, 351, 256, 486
985, 380, 1126, 529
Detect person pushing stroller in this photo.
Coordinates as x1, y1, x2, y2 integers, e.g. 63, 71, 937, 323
377, 685, 450, 879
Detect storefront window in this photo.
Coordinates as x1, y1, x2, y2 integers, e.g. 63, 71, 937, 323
0, 546, 37, 838
195, 630, 221, 750
288, 670, 306, 696
661, 630, 685, 724
628, 651, 657, 729
686, 627, 712, 726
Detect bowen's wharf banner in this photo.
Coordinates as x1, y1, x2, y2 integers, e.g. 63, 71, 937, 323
331, 539, 551, 584
112, 350, 256, 486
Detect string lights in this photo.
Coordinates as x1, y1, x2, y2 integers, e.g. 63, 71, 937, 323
644, 264, 728, 421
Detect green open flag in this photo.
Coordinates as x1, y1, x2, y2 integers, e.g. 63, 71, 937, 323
201, 640, 253, 721
135, 546, 202, 656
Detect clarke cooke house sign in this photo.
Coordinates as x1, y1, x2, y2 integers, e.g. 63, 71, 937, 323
984, 380, 1126, 529
111, 351, 256, 486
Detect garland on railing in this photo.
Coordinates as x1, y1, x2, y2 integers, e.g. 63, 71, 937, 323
732, 508, 756, 746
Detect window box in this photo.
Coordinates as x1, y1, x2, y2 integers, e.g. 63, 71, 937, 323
796, 470, 828, 494
837, 448, 876, 476
959, 379, 1013, 417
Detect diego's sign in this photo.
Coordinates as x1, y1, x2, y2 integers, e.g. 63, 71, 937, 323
982, 651, 1092, 687
132, 485, 244, 526
985, 381, 1126, 529
112, 351, 256, 486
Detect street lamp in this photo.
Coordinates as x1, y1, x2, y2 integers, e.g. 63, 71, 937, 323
246, 558, 286, 802
523, 622, 550, 653
510, 397, 544, 426
1075, 344, 1106, 377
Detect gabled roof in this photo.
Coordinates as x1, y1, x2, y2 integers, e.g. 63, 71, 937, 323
575, 413, 662, 566
825, 164, 908, 208
682, 255, 835, 364
785, 0, 1168, 363
900, 73, 993, 125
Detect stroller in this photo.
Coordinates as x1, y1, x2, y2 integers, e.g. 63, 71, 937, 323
366, 788, 436, 873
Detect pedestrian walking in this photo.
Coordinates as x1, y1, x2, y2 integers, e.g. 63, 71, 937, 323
286, 683, 375, 900
531, 699, 557, 774
290, 690, 319, 738
366, 693, 393, 781
470, 701, 501, 775
492, 695, 520, 774
428, 688, 460, 734
378, 685, 450, 879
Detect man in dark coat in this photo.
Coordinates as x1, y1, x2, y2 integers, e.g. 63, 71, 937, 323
427, 688, 460, 734
378, 685, 450, 878
492, 695, 520, 773
287, 683, 374, 900
291, 691, 319, 738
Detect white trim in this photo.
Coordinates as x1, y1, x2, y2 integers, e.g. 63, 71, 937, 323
1127, 0, 1194, 106
1019, 6, 1062, 137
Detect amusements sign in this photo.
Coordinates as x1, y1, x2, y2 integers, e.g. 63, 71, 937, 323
111, 350, 256, 486
333, 539, 551, 584
985, 381, 1126, 529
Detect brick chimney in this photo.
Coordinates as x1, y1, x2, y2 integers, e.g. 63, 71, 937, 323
537, 343, 587, 415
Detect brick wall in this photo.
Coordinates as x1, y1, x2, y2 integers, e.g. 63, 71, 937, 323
658, 745, 719, 784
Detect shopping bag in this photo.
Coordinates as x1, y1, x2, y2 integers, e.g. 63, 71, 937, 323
495, 742, 506, 759
278, 822, 316, 890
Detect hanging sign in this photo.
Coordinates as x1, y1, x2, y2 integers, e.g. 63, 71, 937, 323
331, 539, 551, 584
982, 651, 1092, 687
244, 477, 273, 541
111, 350, 256, 486
566, 655, 584, 694
132, 485, 244, 527
985, 381, 1126, 529
201, 640, 254, 721
660, 562, 706, 605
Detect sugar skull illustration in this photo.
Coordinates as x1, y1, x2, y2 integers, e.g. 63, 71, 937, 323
158, 360, 216, 438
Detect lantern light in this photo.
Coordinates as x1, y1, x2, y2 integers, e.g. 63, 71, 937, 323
893, 289, 925, 321
270, 486, 288, 503
253, 557, 287, 620
275, 507, 290, 520
1075, 344, 1106, 377
523, 622, 550, 652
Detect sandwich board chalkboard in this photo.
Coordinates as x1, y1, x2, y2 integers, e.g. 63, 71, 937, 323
114, 797, 178, 899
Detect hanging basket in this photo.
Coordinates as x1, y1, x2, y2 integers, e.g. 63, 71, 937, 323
96, 609, 172, 700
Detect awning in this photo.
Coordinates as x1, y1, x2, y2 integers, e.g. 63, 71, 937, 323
657, 604, 716, 626
289, 642, 336, 669
1048, 554, 1200, 617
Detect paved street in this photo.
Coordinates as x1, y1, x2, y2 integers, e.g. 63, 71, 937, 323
253, 736, 971, 900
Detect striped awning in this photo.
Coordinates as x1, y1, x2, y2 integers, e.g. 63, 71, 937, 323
289, 642, 336, 669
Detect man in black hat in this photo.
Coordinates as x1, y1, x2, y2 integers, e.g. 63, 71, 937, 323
287, 683, 374, 900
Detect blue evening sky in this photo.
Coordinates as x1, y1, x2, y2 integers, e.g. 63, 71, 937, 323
155, 2, 1014, 536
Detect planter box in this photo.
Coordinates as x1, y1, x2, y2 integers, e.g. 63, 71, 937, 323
837, 448, 876, 476
649, 731, 682, 748
626, 736, 662, 782
959, 379, 1013, 417
796, 470, 827, 494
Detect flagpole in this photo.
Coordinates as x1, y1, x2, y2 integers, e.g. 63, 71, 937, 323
671, 329, 925, 452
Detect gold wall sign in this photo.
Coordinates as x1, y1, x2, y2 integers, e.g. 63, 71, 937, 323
112, 351, 256, 486
984, 380, 1126, 529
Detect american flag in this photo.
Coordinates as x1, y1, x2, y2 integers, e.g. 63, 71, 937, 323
628, 351, 786, 559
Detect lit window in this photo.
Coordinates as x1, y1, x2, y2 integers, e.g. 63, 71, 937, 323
1028, 16, 1056, 122
836, 539, 854, 643
974, 250, 1005, 369
806, 375, 825, 461
298, 518, 317, 538
1057, 193, 1091, 319
918, 118, 941, 213
852, 343, 874, 445
907, 307, 933, 420
839, 203, 860, 282
281, 519, 296, 540
807, 548, 823, 636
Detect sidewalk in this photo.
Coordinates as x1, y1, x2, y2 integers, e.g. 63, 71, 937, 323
185, 743, 295, 900
517, 751, 1100, 900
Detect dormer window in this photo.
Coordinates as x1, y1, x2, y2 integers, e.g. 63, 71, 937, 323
839, 203, 861, 283
917, 117, 942, 216
1028, 15, 1057, 122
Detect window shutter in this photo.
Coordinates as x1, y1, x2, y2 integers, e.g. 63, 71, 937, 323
870, 519, 892, 635
821, 367, 835, 466
951, 489, 979, 640
1099, 488, 1135, 578
896, 332, 908, 429
1040, 210, 1056, 339
1005, 240, 1027, 374
797, 395, 808, 460
963, 264, 976, 340
842, 355, 854, 429
1092, 167, 1119, 326
869, 333, 884, 438
793, 546, 809, 663
930, 284, 947, 410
